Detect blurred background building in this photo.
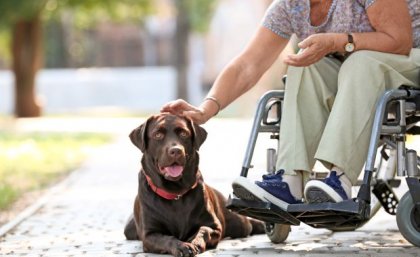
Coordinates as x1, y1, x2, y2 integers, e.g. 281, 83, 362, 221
0, 0, 290, 117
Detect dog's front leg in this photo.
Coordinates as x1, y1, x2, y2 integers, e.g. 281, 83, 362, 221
189, 225, 223, 252
143, 233, 201, 257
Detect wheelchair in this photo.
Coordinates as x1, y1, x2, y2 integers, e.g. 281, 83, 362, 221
226, 83, 420, 247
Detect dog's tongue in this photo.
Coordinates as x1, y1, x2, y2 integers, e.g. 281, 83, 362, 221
163, 165, 183, 178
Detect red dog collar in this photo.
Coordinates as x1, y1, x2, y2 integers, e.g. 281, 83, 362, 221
144, 172, 201, 200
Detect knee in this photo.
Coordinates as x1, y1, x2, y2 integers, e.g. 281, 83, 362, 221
340, 51, 380, 72
285, 65, 304, 81
338, 50, 386, 87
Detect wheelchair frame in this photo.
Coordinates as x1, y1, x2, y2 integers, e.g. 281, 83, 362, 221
227, 88, 420, 246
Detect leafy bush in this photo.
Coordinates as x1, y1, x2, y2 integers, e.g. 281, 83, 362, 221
0, 132, 112, 210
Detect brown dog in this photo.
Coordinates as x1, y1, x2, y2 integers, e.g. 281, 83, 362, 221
124, 113, 264, 257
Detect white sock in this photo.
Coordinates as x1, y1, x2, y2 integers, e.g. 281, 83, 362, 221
283, 171, 303, 200
331, 166, 352, 198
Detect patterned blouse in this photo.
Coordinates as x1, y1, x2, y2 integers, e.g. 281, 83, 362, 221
262, 0, 420, 48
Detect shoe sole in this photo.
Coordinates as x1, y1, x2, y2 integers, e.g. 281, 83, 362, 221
304, 180, 343, 203
232, 177, 289, 210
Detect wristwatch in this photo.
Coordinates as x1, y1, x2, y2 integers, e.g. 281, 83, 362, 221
344, 34, 355, 54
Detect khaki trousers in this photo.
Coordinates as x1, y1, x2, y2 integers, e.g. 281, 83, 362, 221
277, 49, 420, 184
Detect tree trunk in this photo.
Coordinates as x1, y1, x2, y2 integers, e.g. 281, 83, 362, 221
174, 0, 190, 100
12, 14, 43, 117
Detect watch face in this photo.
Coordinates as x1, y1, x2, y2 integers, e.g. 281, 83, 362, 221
345, 43, 355, 52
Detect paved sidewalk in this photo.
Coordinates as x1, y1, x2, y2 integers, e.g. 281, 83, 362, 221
0, 118, 419, 256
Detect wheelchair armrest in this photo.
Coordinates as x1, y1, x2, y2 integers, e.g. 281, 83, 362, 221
263, 98, 282, 125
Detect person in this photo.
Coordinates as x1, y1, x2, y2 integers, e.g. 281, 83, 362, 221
161, 0, 420, 207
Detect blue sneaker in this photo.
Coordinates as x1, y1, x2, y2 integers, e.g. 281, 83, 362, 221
304, 171, 351, 203
232, 170, 302, 210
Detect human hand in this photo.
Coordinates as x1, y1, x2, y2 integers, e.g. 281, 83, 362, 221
161, 99, 209, 125
284, 33, 337, 67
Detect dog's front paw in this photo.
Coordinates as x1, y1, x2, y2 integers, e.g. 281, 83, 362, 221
173, 242, 201, 257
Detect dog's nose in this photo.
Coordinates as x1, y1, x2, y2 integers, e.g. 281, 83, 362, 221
168, 146, 183, 158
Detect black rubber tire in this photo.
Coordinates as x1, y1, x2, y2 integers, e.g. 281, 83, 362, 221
396, 191, 420, 247
265, 223, 290, 244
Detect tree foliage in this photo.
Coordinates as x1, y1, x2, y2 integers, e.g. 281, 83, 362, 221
186, 0, 217, 33
0, 1, 48, 25
0, 0, 216, 62
0, 0, 217, 116
43, 0, 153, 28
0, 0, 154, 63
0, 0, 153, 30
166, 0, 219, 33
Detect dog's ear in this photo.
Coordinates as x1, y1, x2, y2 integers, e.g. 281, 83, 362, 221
188, 119, 207, 149
129, 117, 152, 152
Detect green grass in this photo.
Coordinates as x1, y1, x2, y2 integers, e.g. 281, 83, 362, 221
0, 131, 113, 210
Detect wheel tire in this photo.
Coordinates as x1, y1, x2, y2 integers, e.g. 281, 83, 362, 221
396, 192, 420, 247
265, 223, 290, 244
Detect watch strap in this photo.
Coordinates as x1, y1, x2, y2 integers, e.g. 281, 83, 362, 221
347, 33, 354, 44
344, 33, 355, 54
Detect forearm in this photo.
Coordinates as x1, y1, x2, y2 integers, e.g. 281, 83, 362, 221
330, 32, 412, 56
352, 32, 412, 55
196, 26, 288, 122
199, 59, 259, 115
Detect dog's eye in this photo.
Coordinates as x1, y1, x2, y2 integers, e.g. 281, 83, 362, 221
153, 132, 164, 140
179, 130, 189, 138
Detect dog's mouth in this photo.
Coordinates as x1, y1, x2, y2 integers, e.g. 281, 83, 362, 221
159, 163, 184, 181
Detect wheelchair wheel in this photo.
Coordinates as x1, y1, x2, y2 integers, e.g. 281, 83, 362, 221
264, 223, 290, 244
396, 191, 420, 246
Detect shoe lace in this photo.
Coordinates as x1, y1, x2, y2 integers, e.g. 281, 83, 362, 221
262, 169, 285, 180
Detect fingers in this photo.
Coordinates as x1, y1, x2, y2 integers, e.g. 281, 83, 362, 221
284, 45, 324, 67
160, 100, 208, 124
284, 54, 316, 66
161, 99, 191, 115
160, 99, 183, 112
284, 50, 317, 67
297, 37, 312, 49
286, 34, 334, 67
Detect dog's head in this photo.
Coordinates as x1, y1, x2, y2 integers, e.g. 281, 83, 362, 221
130, 113, 207, 182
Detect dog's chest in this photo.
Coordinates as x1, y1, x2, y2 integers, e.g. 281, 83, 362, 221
142, 186, 215, 239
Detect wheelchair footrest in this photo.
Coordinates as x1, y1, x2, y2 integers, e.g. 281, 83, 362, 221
288, 200, 370, 230
226, 195, 300, 225
227, 195, 370, 231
